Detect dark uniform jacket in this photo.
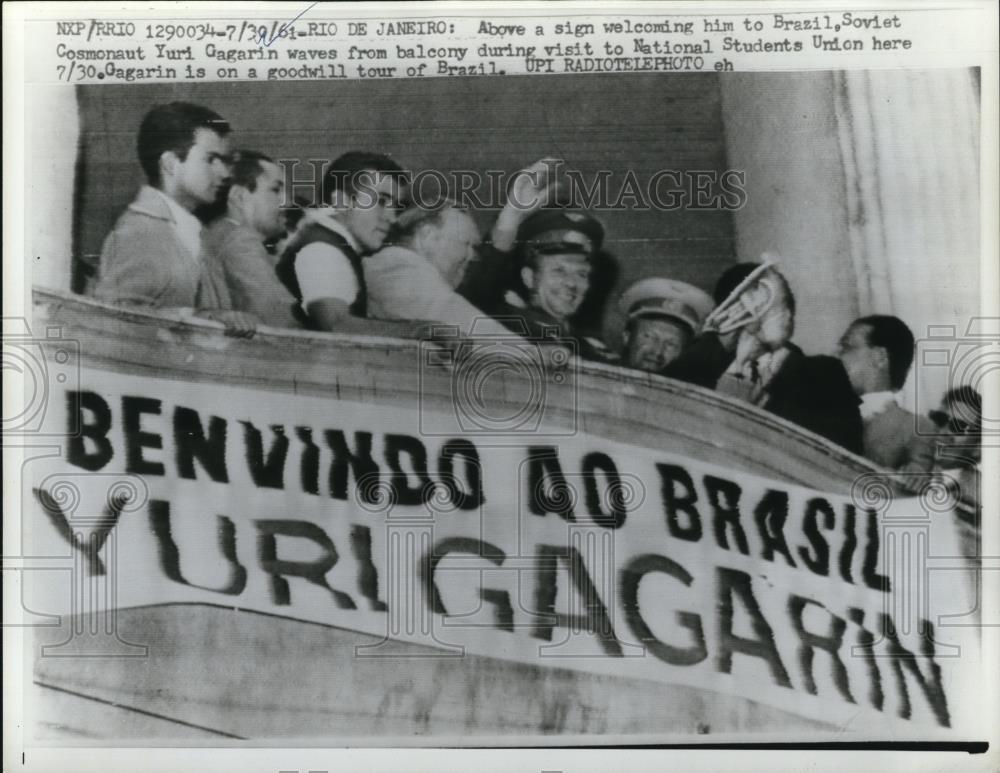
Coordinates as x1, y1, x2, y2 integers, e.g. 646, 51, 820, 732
458, 241, 517, 316
492, 303, 620, 365
665, 332, 863, 454
460, 243, 619, 365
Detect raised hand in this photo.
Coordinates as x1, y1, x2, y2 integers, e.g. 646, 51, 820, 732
491, 158, 563, 251
506, 158, 562, 213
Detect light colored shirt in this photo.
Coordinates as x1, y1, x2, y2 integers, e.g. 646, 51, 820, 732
860, 399, 936, 473
153, 186, 203, 262
294, 209, 361, 308
859, 390, 898, 420
202, 216, 300, 328
92, 185, 229, 310
365, 245, 512, 336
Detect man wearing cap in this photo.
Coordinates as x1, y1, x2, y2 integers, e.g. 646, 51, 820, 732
456, 159, 616, 362
665, 261, 863, 454
494, 231, 618, 364
619, 277, 713, 373
461, 206, 606, 312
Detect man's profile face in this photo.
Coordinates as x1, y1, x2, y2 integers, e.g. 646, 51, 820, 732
423, 209, 480, 288
931, 398, 981, 459
837, 323, 880, 395
522, 252, 591, 321
625, 316, 689, 373
242, 160, 285, 240
342, 171, 405, 253
173, 128, 232, 207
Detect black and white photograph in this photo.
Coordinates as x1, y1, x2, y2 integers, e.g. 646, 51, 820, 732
3, 2, 998, 770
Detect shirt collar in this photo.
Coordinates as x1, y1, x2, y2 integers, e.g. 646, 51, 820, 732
306, 207, 362, 253
144, 186, 199, 227
143, 186, 203, 260
860, 390, 898, 419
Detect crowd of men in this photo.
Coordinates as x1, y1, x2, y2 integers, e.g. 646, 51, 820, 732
87, 102, 983, 506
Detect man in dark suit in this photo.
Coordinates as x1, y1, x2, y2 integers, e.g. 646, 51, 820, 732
665, 262, 863, 454
837, 315, 936, 471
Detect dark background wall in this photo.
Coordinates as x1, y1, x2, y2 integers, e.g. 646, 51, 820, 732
74, 75, 736, 341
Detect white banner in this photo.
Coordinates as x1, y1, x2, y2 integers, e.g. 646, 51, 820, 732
23, 366, 981, 737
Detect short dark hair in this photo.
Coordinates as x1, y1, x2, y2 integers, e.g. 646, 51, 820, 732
389, 196, 462, 244
137, 102, 230, 187
230, 149, 275, 192
856, 315, 915, 390
321, 151, 408, 204
944, 385, 982, 419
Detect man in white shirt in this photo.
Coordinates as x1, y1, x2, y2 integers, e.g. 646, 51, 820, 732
837, 315, 936, 471
666, 263, 864, 453
365, 197, 512, 336
276, 151, 424, 336
91, 101, 255, 336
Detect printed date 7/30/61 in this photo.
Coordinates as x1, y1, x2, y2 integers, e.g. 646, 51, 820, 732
55, 20, 307, 44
